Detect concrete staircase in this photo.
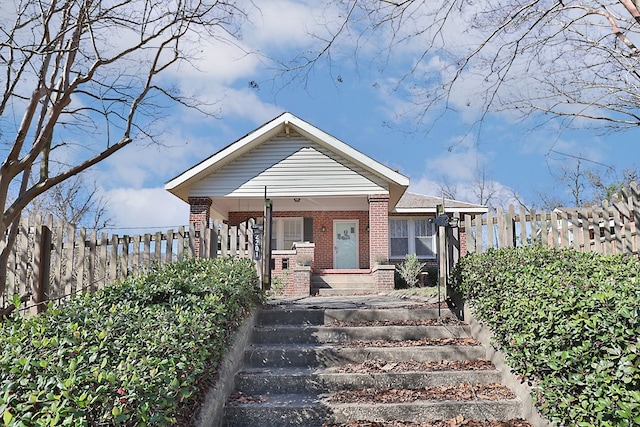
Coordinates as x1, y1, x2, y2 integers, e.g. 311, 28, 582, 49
221, 298, 530, 427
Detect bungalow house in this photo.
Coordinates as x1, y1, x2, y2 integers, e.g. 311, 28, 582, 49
165, 112, 487, 295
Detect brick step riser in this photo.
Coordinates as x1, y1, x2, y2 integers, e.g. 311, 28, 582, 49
311, 280, 373, 288
311, 276, 373, 286
223, 400, 523, 427
234, 370, 503, 395
251, 325, 471, 344
256, 308, 454, 326
244, 345, 486, 368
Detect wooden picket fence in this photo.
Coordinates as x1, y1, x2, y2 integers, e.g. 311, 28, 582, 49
461, 182, 640, 258
1, 216, 256, 314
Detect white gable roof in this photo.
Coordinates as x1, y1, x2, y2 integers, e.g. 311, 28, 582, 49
166, 112, 410, 207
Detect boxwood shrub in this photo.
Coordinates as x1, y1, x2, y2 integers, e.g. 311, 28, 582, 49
452, 246, 640, 426
0, 257, 263, 426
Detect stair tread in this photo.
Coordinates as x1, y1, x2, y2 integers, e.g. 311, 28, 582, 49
228, 393, 521, 406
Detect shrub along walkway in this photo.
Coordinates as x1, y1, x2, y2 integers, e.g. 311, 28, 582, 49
221, 295, 536, 427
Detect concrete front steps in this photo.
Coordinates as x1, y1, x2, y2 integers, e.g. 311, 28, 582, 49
221, 301, 530, 427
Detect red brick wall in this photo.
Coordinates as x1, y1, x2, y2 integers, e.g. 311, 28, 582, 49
228, 210, 370, 269
188, 197, 212, 258
368, 195, 389, 266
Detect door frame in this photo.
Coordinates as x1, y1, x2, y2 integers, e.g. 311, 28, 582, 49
333, 219, 359, 269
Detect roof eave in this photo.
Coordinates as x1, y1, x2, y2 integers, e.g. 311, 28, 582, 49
165, 112, 411, 204
393, 207, 489, 214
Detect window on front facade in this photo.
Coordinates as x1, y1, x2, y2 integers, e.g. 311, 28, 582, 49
270, 218, 303, 250
414, 219, 436, 257
389, 217, 436, 259
389, 219, 409, 258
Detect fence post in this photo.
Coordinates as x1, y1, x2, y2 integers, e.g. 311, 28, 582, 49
632, 183, 640, 258
211, 220, 220, 258
120, 235, 129, 279
32, 224, 51, 314
530, 209, 538, 246
76, 228, 86, 293
165, 230, 174, 263
560, 210, 570, 248
518, 205, 527, 247
486, 210, 493, 251
88, 230, 97, 292
176, 227, 185, 261
63, 222, 75, 298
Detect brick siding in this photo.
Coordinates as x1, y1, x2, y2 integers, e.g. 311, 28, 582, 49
188, 197, 212, 258
229, 210, 370, 270
368, 195, 389, 267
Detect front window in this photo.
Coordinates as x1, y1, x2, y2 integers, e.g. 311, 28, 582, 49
414, 219, 436, 257
389, 217, 436, 259
271, 218, 303, 250
389, 219, 409, 258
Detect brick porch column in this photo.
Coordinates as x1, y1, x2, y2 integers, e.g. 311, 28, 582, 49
368, 194, 389, 267
188, 197, 212, 258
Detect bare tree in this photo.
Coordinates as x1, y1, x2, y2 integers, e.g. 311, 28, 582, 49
0, 0, 247, 305
535, 156, 638, 208
537, 157, 592, 209
23, 174, 113, 230
292, 1, 640, 133
586, 167, 640, 202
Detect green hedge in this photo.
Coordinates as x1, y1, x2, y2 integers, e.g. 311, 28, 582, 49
452, 246, 640, 427
1, 257, 263, 426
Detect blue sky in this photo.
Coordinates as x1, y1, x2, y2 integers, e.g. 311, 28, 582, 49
89, 1, 640, 231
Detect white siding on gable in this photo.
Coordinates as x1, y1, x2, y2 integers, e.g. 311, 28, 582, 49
190, 133, 389, 197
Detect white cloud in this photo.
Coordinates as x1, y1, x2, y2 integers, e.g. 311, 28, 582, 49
243, 1, 330, 50
103, 187, 189, 231
407, 135, 522, 208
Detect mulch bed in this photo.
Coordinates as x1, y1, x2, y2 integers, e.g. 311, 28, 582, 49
327, 317, 466, 327
323, 417, 533, 427
329, 359, 495, 374
347, 338, 479, 348
326, 383, 516, 404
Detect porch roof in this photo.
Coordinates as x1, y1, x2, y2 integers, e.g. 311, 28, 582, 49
165, 112, 410, 210
392, 192, 488, 215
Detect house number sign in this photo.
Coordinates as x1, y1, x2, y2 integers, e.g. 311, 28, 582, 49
252, 224, 263, 260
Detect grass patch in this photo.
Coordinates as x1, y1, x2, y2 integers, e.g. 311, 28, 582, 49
0, 257, 263, 426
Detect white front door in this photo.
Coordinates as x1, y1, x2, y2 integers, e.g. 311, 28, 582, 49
334, 220, 358, 269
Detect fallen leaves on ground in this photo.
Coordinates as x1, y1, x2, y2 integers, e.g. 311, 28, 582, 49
327, 317, 466, 327
323, 416, 533, 426
347, 337, 479, 348
227, 391, 268, 405
327, 383, 516, 404
330, 359, 495, 374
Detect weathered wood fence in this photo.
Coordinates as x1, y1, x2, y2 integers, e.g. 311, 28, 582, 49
1, 216, 256, 314
461, 182, 640, 258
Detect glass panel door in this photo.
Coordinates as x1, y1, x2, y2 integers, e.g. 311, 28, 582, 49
333, 220, 358, 269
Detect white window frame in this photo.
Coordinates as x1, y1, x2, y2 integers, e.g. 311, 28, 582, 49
271, 217, 303, 250
389, 217, 436, 260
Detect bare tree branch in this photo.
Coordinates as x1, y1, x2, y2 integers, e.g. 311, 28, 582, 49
293, 1, 640, 135
0, 0, 249, 301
